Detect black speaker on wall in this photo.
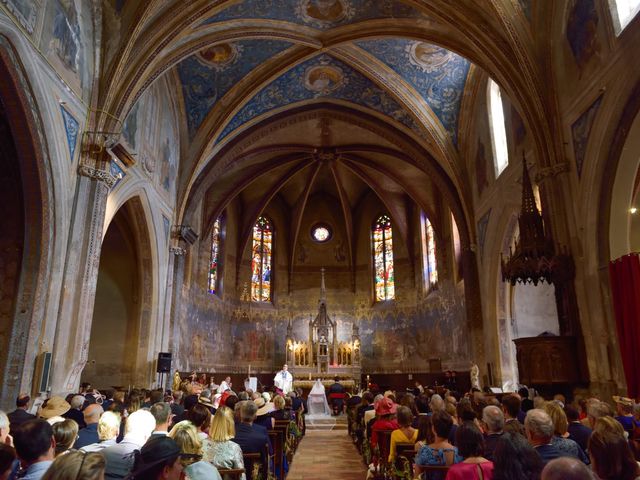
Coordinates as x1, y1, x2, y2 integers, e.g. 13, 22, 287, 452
157, 352, 172, 373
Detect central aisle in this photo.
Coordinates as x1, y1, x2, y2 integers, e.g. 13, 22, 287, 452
287, 429, 368, 480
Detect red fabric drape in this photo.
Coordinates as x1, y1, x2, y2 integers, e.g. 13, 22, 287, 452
609, 253, 640, 398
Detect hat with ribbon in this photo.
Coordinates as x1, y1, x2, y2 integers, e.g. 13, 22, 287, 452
39, 396, 71, 419
613, 395, 634, 407
375, 397, 397, 416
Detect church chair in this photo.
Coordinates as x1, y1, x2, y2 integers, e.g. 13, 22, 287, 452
393, 443, 416, 480
274, 419, 297, 457
268, 429, 286, 480
413, 464, 450, 480
243, 450, 267, 480
217, 467, 246, 480
373, 429, 394, 480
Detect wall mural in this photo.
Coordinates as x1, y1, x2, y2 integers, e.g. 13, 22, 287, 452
566, 0, 600, 69
572, 93, 603, 178
60, 105, 79, 163
201, 0, 423, 30
218, 54, 422, 141
40, 0, 92, 98
356, 39, 470, 144
178, 40, 292, 138
2, 0, 38, 33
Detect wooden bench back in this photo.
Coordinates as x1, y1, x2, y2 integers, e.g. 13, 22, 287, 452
243, 449, 267, 480
268, 429, 285, 480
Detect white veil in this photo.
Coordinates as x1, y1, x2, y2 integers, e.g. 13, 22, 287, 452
308, 379, 330, 415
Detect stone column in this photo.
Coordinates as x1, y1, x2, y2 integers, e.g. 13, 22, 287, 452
167, 245, 187, 374
49, 156, 116, 394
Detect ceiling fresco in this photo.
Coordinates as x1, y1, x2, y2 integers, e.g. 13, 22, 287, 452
177, 39, 292, 137
200, 0, 424, 30
356, 39, 470, 144
216, 53, 423, 142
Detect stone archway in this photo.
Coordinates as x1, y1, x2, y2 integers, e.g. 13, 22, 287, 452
0, 36, 52, 408
82, 196, 155, 389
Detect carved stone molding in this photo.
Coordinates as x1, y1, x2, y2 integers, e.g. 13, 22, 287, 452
170, 246, 187, 256
535, 162, 570, 183
78, 164, 118, 188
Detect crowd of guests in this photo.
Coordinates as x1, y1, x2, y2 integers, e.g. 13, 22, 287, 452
351, 386, 640, 479
0, 382, 306, 480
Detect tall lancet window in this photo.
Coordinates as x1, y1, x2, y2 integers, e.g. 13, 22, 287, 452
373, 214, 395, 301
251, 216, 273, 302
422, 214, 438, 288
488, 79, 509, 176
208, 218, 222, 295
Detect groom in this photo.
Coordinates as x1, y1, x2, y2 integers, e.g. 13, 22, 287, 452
274, 364, 293, 394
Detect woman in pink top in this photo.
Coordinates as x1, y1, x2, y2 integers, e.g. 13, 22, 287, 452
446, 422, 493, 480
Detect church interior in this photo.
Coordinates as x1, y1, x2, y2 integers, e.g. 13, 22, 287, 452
2, 0, 640, 411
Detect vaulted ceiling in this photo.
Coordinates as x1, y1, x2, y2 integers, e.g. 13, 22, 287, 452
98, 0, 554, 252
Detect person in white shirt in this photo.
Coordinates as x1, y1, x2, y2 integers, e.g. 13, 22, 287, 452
274, 365, 293, 395
217, 377, 231, 394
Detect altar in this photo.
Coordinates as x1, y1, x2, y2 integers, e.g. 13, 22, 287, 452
285, 269, 361, 385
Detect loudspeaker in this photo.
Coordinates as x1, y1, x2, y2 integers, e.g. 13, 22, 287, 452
157, 352, 172, 373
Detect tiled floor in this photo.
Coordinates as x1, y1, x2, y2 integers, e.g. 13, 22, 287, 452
287, 430, 367, 479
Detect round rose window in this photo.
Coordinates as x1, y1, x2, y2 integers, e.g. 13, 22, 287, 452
311, 224, 332, 243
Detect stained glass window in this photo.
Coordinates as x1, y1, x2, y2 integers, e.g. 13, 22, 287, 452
373, 214, 395, 301
422, 214, 438, 288
612, 0, 640, 33
251, 216, 273, 302
208, 218, 221, 294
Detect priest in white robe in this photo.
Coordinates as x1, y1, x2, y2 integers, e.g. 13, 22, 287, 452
274, 364, 293, 394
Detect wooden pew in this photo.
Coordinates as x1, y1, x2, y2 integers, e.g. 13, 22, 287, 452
268, 429, 285, 480
274, 419, 296, 460
217, 468, 246, 480
373, 429, 394, 479
393, 443, 416, 480
243, 449, 268, 480
413, 464, 450, 480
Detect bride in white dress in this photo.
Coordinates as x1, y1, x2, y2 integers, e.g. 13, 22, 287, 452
307, 379, 331, 416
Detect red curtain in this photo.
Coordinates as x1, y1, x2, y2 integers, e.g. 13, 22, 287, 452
609, 253, 640, 398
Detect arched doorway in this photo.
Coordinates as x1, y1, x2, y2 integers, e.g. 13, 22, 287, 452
82, 197, 154, 389
0, 37, 51, 408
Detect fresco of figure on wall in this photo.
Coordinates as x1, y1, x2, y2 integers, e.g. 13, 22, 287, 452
50, 0, 81, 73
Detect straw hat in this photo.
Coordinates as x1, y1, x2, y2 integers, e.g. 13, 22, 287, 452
39, 396, 70, 419
613, 395, 634, 407
255, 397, 272, 416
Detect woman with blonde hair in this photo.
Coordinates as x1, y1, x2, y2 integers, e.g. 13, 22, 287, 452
542, 401, 588, 463
41, 451, 105, 480
169, 421, 222, 480
202, 408, 245, 480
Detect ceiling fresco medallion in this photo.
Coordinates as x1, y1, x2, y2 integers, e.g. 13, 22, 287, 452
407, 42, 454, 74
304, 64, 345, 94
196, 43, 242, 70
297, 0, 355, 26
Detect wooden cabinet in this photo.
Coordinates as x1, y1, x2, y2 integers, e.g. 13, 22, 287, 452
514, 336, 580, 385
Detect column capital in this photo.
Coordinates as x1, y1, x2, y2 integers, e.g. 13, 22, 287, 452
78, 164, 117, 188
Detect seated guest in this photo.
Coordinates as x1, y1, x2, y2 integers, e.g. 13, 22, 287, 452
540, 457, 596, 480
174, 395, 199, 424
525, 409, 561, 465
413, 415, 435, 453
415, 410, 462, 475
481, 406, 504, 461
364, 395, 383, 438
588, 427, 640, 480
543, 402, 588, 463
613, 395, 638, 436
81, 411, 120, 452
232, 401, 270, 471
492, 432, 542, 480
328, 377, 346, 415
38, 397, 70, 422
41, 450, 105, 480
0, 412, 11, 448
501, 394, 525, 436
565, 405, 591, 452
168, 420, 222, 480
12, 419, 55, 480
430, 394, 445, 414
103, 409, 156, 479
198, 390, 216, 415
370, 397, 398, 450
253, 398, 274, 430
445, 421, 493, 480
203, 408, 245, 480
50, 418, 78, 457
271, 395, 291, 421
586, 400, 612, 429
8, 394, 34, 432
0, 444, 17, 480
127, 436, 184, 480
187, 404, 211, 441
389, 406, 417, 462
149, 402, 172, 440
63, 395, 86, 429
171, 391, 184, 419
74, 404, 103, 449
142, 390, 164, 409
519, 388, 533, 413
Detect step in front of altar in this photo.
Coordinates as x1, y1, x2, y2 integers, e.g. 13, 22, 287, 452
305, 414, 348, 431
